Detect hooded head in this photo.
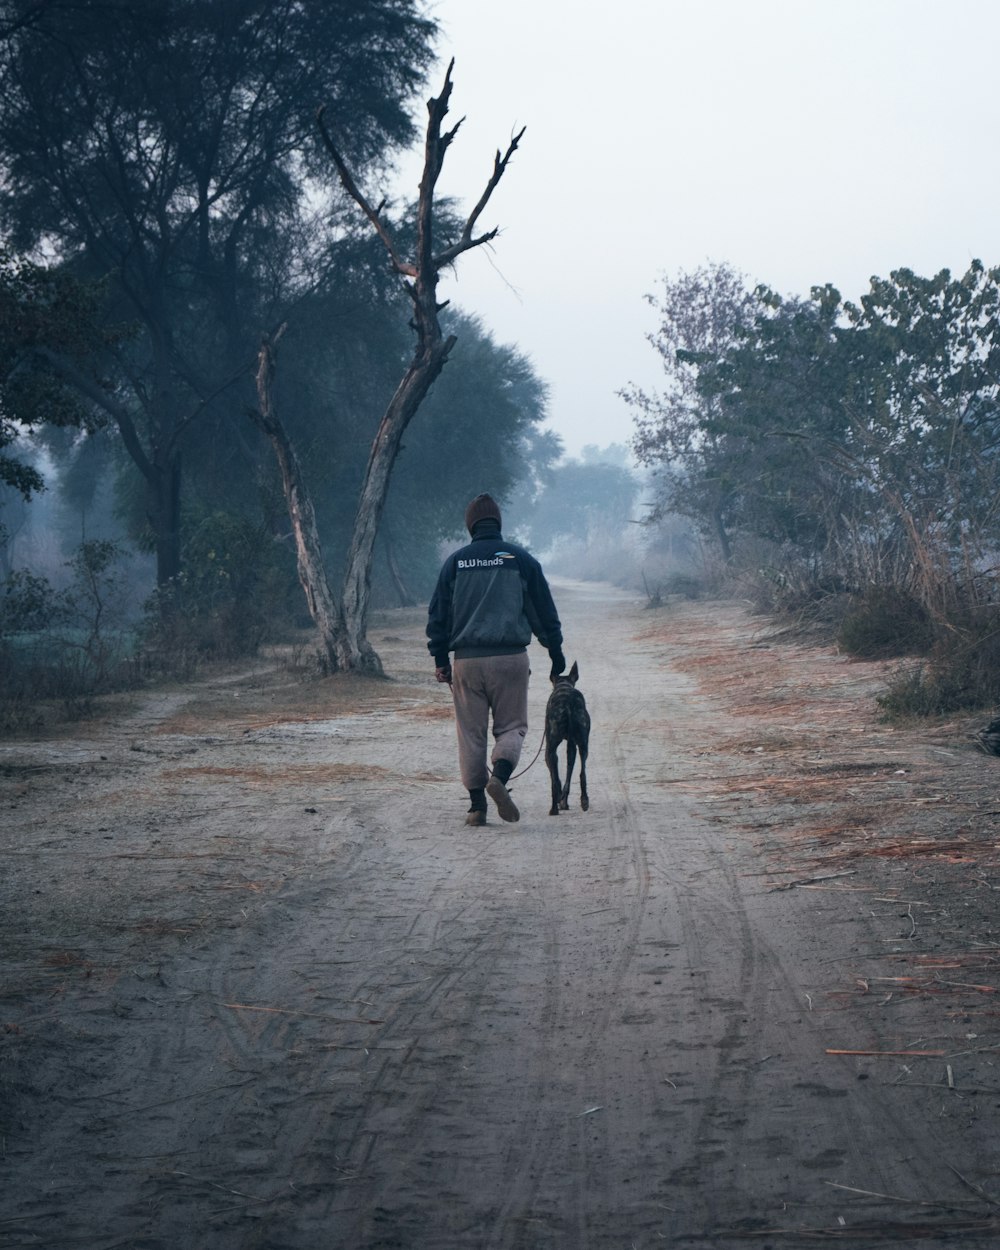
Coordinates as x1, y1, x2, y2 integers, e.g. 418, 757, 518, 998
464, 493, 502, 535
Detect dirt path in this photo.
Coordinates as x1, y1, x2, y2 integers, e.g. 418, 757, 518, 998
3, 581, 1000, 1248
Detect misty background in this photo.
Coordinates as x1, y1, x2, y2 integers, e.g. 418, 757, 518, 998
2, 0, 999, 723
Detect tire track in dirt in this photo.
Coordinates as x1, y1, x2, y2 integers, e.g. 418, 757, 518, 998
6, 585, 1000, 1248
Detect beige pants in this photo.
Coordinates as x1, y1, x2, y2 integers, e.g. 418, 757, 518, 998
451, 653, 530, 790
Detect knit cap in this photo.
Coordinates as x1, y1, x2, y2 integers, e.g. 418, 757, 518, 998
464, 493, 502, 534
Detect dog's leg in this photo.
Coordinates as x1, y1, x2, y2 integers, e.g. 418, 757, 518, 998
579, 736, 589, 812
545, 736, 562, 816
560, 738, 576, 810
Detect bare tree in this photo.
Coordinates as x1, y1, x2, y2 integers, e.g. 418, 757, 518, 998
260, 61, 520, 675
318, 61, 523, 673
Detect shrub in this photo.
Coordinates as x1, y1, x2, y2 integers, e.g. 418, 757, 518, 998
140, 512, 291, 670
838, 587, 934, 659
878, 604, 1000, 718
0, 540, 135, 721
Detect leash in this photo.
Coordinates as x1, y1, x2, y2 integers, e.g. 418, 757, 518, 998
507, 674, 576, 780
505, 726, 547, 781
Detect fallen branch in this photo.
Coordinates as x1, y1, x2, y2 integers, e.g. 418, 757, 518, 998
823, 1179, 977, 1207
770, 870, 857, 892
219, 1001, 382, 1024
949, 1164, 1000, 1210
826, 1048, 946, 1056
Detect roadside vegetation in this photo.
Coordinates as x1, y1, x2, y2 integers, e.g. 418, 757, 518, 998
623, 261, 1000, 718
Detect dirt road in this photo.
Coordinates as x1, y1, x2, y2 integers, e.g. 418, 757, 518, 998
3, 581, 1000, 1248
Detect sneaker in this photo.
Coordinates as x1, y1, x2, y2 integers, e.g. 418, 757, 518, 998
465, 809, 487, 827
486, 775, 520, 823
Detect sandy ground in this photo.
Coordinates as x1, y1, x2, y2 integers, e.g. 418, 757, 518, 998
3, 580, 1000, 1249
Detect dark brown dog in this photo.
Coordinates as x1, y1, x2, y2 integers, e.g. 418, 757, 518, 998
544, 661, 590, 816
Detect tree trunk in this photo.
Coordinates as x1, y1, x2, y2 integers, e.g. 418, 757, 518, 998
383, 530, 417, 608
333, 340, 453, 672
250, 336, 344, 671
150, 455, 183, 589
713, 502, 733, 564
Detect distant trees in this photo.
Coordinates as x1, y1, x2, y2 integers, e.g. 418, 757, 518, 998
512, 444, 646, 586
525, 449, 639, 549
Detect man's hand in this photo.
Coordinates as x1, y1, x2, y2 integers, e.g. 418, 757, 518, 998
435, 665, 453, 685
548, 647, 566, 681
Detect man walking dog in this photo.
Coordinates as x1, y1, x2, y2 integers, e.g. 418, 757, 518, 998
427, 493, 565, 826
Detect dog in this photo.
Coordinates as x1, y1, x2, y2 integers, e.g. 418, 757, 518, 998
544, 661, 590, 816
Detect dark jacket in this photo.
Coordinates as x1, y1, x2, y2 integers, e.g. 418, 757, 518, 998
426, 521, 562, 666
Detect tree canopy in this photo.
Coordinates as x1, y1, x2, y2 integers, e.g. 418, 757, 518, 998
0, 0, 438, 585
0, 249, 111, 498
626, 260, 1000, 609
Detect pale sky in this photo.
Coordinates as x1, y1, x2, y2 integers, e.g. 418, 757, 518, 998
392, 0, 1000, 459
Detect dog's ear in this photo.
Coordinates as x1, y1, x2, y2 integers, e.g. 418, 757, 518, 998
568, 661, 579, 684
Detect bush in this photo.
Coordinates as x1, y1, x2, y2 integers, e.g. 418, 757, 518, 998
140, 512, 292, 670
878, 604, 1000, 718
0, 567, 65, 633
0, 540, 136, 721
838, 586, 934, 659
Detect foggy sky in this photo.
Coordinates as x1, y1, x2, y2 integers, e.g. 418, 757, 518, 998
391, 0, 1000, 459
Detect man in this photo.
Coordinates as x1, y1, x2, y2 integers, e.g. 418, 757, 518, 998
427, 493, 565, 826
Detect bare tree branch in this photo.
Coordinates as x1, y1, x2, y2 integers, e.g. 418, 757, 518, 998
433, 125, 525, 270
315, 106, 415, 277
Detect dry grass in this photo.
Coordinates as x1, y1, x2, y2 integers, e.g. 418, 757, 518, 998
165, 762, 391, 785
648, 602, 1000, 881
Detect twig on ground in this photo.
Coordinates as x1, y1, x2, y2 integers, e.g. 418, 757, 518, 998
823, 1179, 976, 1207
167, 1169, 272, 1203
770, 870, 857, 892
949, 1164, 1000, 1209
219, 1002, 382, 1023
826, 1048, 946, 1056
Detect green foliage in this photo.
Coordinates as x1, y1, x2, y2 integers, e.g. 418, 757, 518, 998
627, 261, 1000, 576
141, 511, 293, 666
625, 262, 757, 558
0, 566, 63, 633
626, 258, 1000, 710
0, 0, 439, 584
0, 247, 112, 497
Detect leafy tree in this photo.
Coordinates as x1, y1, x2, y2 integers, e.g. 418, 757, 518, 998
843, 263, 1000, 555
693, 284, 862, 565
0, 249, 110, 498
0, 0, 437, 587
623, 263, 756, 560
628, 259, 1000, 602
